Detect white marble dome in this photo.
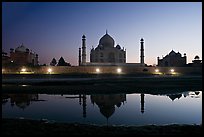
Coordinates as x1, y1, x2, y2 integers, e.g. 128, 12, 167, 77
15, 44, 28, 52
99, 33, 115, 48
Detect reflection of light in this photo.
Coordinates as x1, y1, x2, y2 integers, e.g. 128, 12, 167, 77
155, 69, 159, 72
47, 68, 52, 73
21, 68, 26, 72
170, 69, 174, 72
117, 68, 122, 73
2, 69, 4, 72
11, 60, 13, 63
96, 68, 100, 73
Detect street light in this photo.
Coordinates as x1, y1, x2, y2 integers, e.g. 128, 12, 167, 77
117, 68, 122, 73
170, 69, 174, 73
96, 68, 100, 73
47, 68, 52, 73
155, 69, 159, 72
21, 68, 26, 72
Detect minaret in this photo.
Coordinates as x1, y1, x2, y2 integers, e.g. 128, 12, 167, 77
82, 35, 86, 65
78, 48, 81, 66
140, 38, 144, 64
140, 93, 145, 114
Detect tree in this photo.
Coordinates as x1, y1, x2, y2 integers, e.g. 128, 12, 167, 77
57, 57, 71, 66
50, 58, 57, 66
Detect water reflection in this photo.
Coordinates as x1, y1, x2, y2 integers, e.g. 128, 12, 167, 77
2, 91, 201, 111
167, 91, 201, 101
2, 91, 202, 125
2, 91, 201, 113
91, 94, 126, 119
2, 94, 46, 109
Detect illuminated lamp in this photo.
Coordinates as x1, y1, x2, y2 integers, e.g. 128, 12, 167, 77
117, 68, 122, 73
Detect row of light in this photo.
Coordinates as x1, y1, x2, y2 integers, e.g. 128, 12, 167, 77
95, 68, 122, 73
3, 68, 175, 74
21, 68, 52, 73
2, 68, 53, 74
96, 68, 174, 74
155, 69, 175, 73
20, 68, 122, 74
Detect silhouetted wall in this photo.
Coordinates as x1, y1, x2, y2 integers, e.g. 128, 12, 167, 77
2, 66, 202, 75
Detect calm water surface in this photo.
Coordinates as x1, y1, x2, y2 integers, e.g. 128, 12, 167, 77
2, 91, 202, 126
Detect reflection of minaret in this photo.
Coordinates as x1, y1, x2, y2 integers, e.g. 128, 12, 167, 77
82, 94, 86, 118
78, 48, 81, 66
79, 94, 82, 105
140, 93, 145, 114
82, 35, 86, 65
140, 38, 144, 64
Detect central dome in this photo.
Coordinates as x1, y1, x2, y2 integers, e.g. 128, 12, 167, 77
15, 44, 27, 52
99, 33, 115, 48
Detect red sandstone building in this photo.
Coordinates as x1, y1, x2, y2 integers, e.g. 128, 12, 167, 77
8, 43, 39, 66
157, 50, 187, 67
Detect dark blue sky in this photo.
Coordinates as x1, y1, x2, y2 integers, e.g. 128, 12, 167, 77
2, 2, 202, 66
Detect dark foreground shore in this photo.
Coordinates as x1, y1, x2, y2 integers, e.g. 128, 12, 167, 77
2, 75, 202, 94
2, 118, 202, 135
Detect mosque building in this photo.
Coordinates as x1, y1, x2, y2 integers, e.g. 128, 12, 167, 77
157, 50, 186, 67
78, 31, 145, 66
9, 43, 39, 66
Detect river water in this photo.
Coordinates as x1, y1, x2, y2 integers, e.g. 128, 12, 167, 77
2, 91, 202, 126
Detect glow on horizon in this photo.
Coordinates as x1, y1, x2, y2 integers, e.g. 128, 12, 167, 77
2, 2, 202, 66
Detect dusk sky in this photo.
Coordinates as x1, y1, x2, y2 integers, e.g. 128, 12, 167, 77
2, 2, 202, 66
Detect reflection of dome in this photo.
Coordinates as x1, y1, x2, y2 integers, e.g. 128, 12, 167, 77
15, 102, 30, 109
99, 33, 115, 48
9, 94, 39, 109
168, 94, 182, 101
99, 105, 115, 119
195, 91, 200, 95
91, 94, 126, 119
15, 44, 27, 52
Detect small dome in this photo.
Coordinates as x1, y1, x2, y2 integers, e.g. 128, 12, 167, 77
140, 38, 144, 42
116, 44, 121, 49
15, 44, 27, 52
99, 33, 115, 48
194, 55, 200, 60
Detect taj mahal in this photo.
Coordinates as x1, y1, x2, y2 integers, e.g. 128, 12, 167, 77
2, 30, 201, 75
78, 30, 145, 67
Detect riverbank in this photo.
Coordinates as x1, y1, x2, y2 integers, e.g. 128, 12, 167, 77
2, 118, 202, 135
2, 74, 202, 94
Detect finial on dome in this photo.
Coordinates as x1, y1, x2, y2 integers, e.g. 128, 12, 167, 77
106, 29, 108, 34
